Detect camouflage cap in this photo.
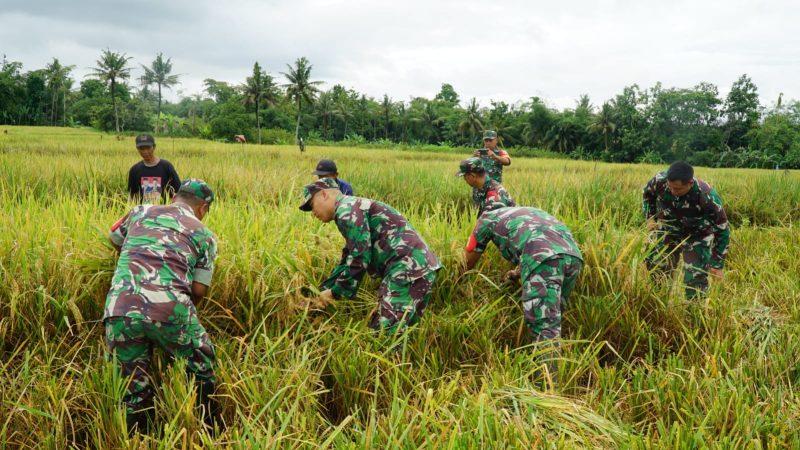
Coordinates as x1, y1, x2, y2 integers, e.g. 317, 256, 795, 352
482, 130, 497, 140
178, 178, 214, 204
456, 157, 485, 176
299, 177, 340, 211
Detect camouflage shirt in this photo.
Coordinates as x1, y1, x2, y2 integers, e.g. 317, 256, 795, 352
476, 148, 510, 183
642, 171, 730, 267
466, 207, 582, 280
478, 179, 516, 215
104, 203, 217, 322
326, 195, 442, 299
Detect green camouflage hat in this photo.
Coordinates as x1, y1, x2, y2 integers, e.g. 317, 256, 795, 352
483, 130, 497, 140
299, 177, 340, 211
178, 178, 214, 204
456, 157, 485, 176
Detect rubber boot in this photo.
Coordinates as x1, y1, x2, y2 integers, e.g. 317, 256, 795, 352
126, 407, 154, 437
196, 378, 220, 435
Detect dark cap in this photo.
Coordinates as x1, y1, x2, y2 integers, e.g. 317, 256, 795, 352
299, 177, 340, 211
456, 157, 485, 176
482, 130, 497, 140
312, 159, 338, 176
135, 134, 156, 148
178, 178, 214, 204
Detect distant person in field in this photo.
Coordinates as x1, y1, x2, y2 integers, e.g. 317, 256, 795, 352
456, 157, 515, 216
462, 207, 583, 347
299, 137, 305, 152
643, 161, 730, 299
299, 178, 441, 339
471, 130, 511, 210
313, 159, 353, 195
127, 134, 181, 203
105, 179, 219, 435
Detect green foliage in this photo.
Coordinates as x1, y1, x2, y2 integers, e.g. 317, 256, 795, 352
1, 52, 799, 168
259, 127, 295, 144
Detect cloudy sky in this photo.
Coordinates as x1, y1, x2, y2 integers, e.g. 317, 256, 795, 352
1, 0, 797, 109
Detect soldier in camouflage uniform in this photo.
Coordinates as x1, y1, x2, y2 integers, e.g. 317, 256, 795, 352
463, 207, 583, 344
104, 179, 219, 435
643, 161, 730, 299
471, 130, 511, 208
456, 157, 516, 215
299, 178, 442, 337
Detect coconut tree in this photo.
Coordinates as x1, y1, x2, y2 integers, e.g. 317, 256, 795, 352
141, 53, 180, 133
380, 94, 393, 139
588, 102, 617, 154
241, 62, 277, 144
45, 58, 74, 126
88, 49, 132, 134
458, 97, 483, 144
281, 57, 323, 143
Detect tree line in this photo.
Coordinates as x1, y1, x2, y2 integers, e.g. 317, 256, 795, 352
2, 49, 800, 168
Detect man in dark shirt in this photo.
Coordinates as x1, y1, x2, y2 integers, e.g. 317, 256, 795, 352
127, 134, 181, 203
312, 159, 353, 195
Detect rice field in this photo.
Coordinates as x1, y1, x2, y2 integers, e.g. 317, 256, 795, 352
1, 126, 799, 448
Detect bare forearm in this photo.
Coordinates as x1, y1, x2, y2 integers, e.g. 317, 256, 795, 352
464, 250, 482, 271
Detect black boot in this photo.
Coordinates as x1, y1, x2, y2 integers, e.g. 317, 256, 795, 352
196, 378, 220, 434
126, 407, 154, 436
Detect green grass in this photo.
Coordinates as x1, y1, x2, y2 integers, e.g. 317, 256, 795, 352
1, 126, 799, 448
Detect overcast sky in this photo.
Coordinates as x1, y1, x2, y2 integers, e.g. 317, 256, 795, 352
1, 0, 797, 110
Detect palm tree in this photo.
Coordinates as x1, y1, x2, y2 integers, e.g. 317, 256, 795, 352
588, 102, 616, 154
141, 53, 180, 134
334, 98, 354, 140
523, 98, 554, 148
458, 98, 483, 144
381, 94, 393, 139
315, 91, 336, 139
45, 58, 75, 126
281, 57, 323, 143
88, 49, 132, 134
545, 118, 580, 153
413, 100, 443, 143
242, 62, 277, 144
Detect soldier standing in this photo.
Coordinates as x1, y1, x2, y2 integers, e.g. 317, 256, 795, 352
104, 179, 219, 435
462, 207, 583, 345
643, 161, 730, 299
471, 130, 511, 209
456, 157, 515, 215
299, 178, 441, 337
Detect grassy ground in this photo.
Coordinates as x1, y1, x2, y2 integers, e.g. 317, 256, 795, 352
1, 126, 799, 448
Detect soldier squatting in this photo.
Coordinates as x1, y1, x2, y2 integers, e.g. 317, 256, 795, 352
105, 131, 730, 435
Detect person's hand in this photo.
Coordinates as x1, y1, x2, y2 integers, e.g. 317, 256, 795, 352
709, 268, 724, 280
646, 218, 658, 231
504, 268, 521, 283
319, 289, 334, 302
297, 288, 335, 310
472, 149, 482, 157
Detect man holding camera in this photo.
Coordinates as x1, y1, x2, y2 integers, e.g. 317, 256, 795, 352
471, 130, 511, 210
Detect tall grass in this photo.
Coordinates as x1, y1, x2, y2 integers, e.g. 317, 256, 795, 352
1, 126, 799, 448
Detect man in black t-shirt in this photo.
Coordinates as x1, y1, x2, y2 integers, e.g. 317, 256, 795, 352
127, 134, 181, 203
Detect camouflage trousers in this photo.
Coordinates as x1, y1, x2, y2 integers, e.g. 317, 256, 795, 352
368, 270, 438, 336
521, 254, 582, 343
105, 313, 216, 417
645, 232, 713, 299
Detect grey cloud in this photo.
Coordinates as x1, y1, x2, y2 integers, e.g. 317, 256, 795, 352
1, 0, 798, 108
